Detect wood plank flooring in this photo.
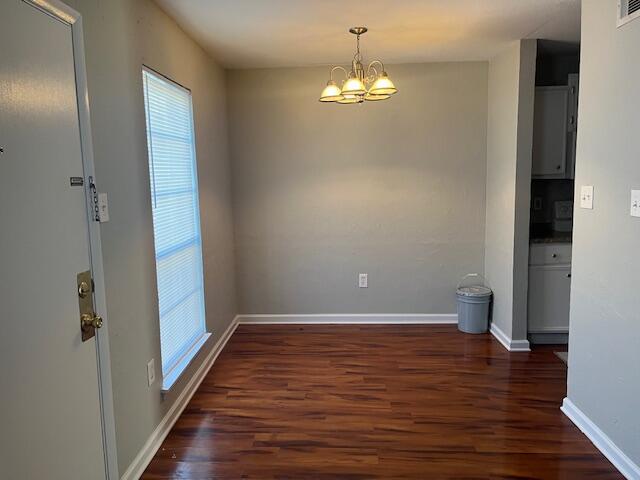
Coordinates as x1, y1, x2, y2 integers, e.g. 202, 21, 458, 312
143, 325, 621, 479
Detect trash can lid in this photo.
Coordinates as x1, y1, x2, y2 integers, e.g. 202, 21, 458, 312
457, 285, 492, 297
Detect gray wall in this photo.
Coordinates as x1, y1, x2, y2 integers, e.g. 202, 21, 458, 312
227, 63, 488, 314
64, 0, 237, 474
568, 0, 640, 465
484, 40, 536, 343
512, 40, 537, 342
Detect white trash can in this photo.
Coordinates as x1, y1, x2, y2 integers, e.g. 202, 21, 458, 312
456, 274, 492, 334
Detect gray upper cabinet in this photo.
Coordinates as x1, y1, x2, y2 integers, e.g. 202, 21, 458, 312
532, 86, 570, 178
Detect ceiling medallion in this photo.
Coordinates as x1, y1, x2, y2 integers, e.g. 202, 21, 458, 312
319, 27, 398, 104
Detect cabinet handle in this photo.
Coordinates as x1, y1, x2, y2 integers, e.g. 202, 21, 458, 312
552, 253, 558, 258
556, 165, 562, 170
567, 273, 572, 278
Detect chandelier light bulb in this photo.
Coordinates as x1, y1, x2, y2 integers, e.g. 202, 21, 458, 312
364, 92, 390, 101
337, 94, 363, 104
369, 71, 398, 96
319, 80, 344, 102
341, 74, 366, 96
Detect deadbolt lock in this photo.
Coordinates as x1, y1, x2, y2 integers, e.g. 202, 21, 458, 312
77, 270, 102, 341
78, 281, 90, 298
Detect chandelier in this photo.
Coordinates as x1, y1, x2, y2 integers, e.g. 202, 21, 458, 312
319, 27, 398, 104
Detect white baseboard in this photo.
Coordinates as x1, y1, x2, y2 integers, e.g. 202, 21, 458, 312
489, 322, 530, 352
120, 316, 239, 480
236, 313, 458, 325
561, 398, 640, 479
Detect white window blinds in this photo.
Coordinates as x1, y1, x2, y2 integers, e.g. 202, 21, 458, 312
142, 68, 207, 378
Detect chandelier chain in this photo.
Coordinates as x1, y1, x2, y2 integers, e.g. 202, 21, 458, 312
353, 33, 362, 63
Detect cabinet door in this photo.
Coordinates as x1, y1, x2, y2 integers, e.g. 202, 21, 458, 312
532, 87, 569, 177
527, 265, 571, 333
566, 74, 579, 179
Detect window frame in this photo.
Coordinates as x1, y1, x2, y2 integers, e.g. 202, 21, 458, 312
142, 66, 210, 392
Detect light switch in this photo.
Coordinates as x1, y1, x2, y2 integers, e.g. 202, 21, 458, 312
358, 273, 368, 288
631, 190, 640, 218
580, 186, 594, 209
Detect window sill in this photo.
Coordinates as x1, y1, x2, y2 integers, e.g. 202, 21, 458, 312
161, 332, 211, 393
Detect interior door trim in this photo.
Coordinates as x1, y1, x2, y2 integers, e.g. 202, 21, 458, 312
21, 1, 119, 478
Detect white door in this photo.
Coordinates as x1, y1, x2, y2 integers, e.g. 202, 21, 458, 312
0, 1, 107, 479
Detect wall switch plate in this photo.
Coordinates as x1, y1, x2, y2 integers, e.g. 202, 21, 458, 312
533, 197, 543, 210
631, 190, 640, 217
97, 192, 110, 222
358, 273, 368, 288
580, 185, 594, 209
147, 358, 155, 386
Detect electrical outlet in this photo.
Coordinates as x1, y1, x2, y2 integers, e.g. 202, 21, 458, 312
580, 185, 594, 209
147, 358, 155, 386
631, 190, 640, 218
358, 273, 368, 288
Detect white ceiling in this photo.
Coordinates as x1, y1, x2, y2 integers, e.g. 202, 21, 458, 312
154, 0, 581, 69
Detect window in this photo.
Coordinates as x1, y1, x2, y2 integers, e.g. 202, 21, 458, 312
142, 68, 208, 390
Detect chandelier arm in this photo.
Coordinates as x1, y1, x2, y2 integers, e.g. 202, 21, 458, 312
329, 65, 349, 82
366, 60, 385, 78
365, 66, 378, 84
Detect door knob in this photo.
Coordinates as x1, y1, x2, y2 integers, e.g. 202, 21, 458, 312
81, 313, 103, 331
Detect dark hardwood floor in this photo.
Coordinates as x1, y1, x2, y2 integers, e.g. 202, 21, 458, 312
143, 325, 621, 479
